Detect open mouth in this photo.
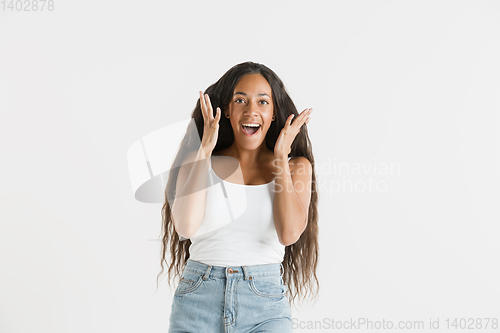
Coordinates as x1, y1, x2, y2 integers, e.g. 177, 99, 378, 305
241, 124, 261, 136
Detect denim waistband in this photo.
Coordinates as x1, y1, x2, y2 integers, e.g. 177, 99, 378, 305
185, 259, 283, 281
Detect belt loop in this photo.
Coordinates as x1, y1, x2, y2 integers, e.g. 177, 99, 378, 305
242, 266, 250, 281
202, 265, 211, 280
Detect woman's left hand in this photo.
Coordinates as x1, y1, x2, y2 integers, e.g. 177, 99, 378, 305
274, 108, 313, 156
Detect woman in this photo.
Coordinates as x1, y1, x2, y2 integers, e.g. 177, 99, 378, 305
158, 61, 319, 332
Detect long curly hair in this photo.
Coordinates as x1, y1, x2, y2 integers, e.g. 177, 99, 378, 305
156, 61, 319, 307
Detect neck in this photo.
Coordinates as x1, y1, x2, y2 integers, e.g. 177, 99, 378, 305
224, 141, 272, 166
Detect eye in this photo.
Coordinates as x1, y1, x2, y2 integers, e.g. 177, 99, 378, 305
235, 98, 245, 103
260, 100, 269, 105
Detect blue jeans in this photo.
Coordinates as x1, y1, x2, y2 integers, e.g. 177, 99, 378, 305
168, 259, 293, 333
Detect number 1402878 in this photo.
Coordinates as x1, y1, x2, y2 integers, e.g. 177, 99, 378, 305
2, 0, 55, 11
445, 317, 498, 330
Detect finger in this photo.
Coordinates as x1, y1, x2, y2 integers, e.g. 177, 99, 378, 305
214, 107, 221, 125
200, 91, 207, 111
302, 110, 312, 125
298, 108, 312, 121
289, 114, 302, 130
293, 109, 312, 128
287, 114, 295, 128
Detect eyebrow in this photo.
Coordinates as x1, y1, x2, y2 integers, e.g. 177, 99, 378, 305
234, 92, 270, 98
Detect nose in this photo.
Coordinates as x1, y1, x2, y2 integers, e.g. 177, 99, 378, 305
244, 101, 260, 115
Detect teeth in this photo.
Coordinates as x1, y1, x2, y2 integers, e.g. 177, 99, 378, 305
242, 123, 260, 127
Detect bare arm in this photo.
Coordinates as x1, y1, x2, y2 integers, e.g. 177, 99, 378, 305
273, 155, 312, 246
172, 91, 221, 239
272, 108, 313, 245
171, 146, 212, 239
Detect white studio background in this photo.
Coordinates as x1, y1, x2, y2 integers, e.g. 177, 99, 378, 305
1, 0, 499, 332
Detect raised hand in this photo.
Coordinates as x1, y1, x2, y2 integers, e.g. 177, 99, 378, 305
199, 91, 221, 154
274, 108, 313, 156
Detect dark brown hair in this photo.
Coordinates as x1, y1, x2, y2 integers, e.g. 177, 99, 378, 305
156, 61, 319, 308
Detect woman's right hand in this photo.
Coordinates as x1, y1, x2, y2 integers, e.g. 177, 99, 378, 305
199, 91, 221, 155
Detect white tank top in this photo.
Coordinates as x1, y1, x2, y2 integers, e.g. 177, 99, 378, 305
186, 155, 289, 266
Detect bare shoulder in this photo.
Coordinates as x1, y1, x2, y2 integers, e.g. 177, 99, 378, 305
289, 156, 312, 175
